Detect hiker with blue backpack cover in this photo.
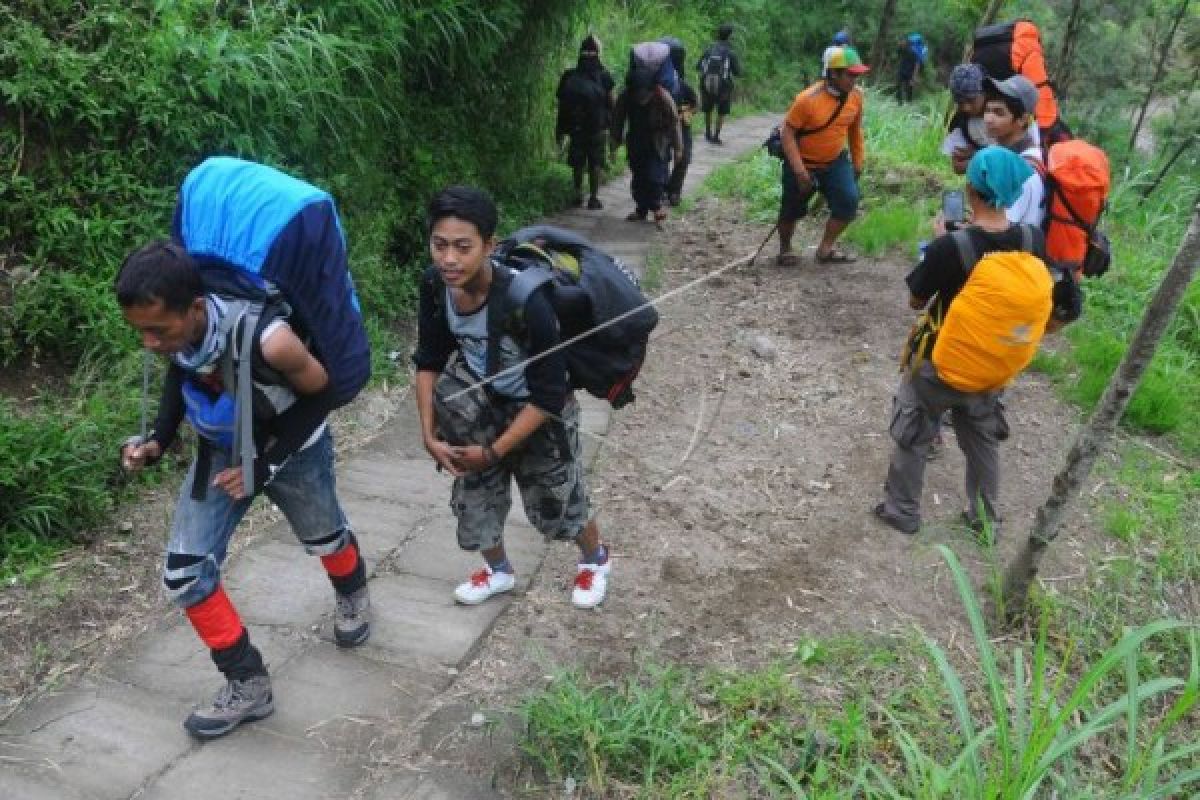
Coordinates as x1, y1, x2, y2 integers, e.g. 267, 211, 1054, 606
660, 35, 699, 206
115, 157, 371, 740
895, 33, 926, 105
413, 187, 645, 611
612, 66, 683, 225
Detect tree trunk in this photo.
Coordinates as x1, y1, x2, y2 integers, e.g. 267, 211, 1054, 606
1140, 135, 1197, 201
1056, 0, 1084, 103
999, 204, 1200, 620
869, 0, 899, 85
1128, 0, 1191, 154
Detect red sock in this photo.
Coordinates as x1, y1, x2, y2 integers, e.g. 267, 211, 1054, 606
185, 585, 245, 650
320, 542, 359, 578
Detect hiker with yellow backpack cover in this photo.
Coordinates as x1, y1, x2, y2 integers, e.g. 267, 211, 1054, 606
875, 147, 1080, 537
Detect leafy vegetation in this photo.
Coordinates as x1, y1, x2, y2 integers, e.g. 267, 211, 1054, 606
523, 549, 1199, 797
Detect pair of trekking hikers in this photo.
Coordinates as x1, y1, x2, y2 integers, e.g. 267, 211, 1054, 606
555, 24, 739, 222
118, 161, 652, 740
876, 19, 1109, 537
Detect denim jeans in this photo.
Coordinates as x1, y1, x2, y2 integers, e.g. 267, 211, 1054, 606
163, 428, 350, 608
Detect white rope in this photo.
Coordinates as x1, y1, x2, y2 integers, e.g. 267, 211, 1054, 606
444, 246, 760, 401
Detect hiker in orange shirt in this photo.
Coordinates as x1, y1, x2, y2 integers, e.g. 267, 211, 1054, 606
776, 46, 868, 267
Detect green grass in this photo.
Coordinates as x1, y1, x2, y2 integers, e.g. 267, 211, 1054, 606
521, 548, 1199, 797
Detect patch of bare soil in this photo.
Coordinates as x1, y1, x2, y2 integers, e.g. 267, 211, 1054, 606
0, 385, 407, 722
382, 199, 1110, 792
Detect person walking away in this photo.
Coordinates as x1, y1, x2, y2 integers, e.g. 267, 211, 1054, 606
115, 162, 371, 740
697, 23, 740, 144
775, 46, 868, 266
611, 68, 683, 225
875, 146, 1076, 536
556, 34, 615, 210
413, 186, 612, 610
661, 35, 698, 206
984, 75, 1045, 226
895, 35, 921, 105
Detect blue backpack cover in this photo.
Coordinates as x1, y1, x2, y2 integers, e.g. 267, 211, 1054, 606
171, 157, 370, 407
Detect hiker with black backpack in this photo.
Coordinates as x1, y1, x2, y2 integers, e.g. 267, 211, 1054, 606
413, 186, 617, 611
660, 35, 699, 206
556, 34, 616, 210
875, 146, 1079, 537
611, 67, 683, 225
774, 46, 869, 267
697, 22, 741, 144
115, 159, 372, 740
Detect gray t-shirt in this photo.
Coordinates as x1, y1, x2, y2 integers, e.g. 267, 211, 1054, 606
444, 289, 530, 400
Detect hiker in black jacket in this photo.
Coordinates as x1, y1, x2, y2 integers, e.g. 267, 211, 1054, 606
556, 34, 616, 210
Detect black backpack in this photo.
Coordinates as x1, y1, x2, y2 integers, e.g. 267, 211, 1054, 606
700, 44, 732, 96
492, 225, 658, 409
558, 69, 609, 134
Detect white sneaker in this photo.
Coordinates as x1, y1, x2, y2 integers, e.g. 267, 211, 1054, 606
571, 559, 610, 609
454, 567, 516, 605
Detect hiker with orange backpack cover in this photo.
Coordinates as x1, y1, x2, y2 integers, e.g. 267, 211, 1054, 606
875, 147, 1079, 537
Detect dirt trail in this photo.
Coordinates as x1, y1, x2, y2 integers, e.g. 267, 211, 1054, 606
392, 196, 1106, 792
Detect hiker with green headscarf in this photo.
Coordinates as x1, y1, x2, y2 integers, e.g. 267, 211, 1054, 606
873, 146, 1080, 537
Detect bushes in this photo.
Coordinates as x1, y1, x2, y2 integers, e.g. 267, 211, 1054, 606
0, 0, 839, 573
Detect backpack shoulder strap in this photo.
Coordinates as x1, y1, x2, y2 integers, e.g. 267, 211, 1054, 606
795, 88, 849, 137
950, 229, 981, 276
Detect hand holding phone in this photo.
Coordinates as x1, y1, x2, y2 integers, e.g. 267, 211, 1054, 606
942, 190, 965, 225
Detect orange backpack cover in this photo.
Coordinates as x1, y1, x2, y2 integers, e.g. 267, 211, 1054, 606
973, 20, 1064, 136
1040, 139, 1111, 272
932, 249, 1053, 393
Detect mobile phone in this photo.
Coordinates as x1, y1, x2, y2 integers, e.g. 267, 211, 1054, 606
942, 190, 965, 224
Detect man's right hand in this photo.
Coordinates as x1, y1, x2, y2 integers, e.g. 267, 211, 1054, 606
121, 438, 162, 472
793, 168, 813, 192
424, 437, 464, 477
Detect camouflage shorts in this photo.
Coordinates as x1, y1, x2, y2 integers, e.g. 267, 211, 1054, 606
434, 358, 591, 552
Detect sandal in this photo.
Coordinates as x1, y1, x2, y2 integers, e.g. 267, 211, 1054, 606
774, 252, 801, 267
815, 247, 858, 264
653, 209, 668, 225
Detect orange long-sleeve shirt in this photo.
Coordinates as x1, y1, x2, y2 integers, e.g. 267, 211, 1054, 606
783, 82, 865, 171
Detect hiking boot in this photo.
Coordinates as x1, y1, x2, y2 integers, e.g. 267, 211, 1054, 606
334, 585, 371, 648
571, 559, 610, 609
873, 502, 919, 535
183, 675, 274, 740
454, 567, 516, 606
667, 193, 681, 207
961, 511, 999, 545
587, 196, 603, 210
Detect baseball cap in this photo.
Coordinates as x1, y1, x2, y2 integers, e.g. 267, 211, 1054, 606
985, 75, 1038, 115
824, 46, 870, 74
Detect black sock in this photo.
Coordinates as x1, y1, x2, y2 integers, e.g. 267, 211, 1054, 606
211, 629, 267, 681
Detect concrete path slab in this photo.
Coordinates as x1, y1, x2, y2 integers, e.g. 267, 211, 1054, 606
0, 112, 775, 800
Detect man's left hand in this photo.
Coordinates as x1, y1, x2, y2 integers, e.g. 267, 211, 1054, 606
213, 467, 250, 500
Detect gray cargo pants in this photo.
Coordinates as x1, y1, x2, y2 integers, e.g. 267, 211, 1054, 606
881, 361, 1010, 529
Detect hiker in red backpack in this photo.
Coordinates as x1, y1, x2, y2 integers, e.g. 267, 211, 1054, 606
697, 22, 741, 144
983, 75, 1045, 227
775, 46, 868, 266
116, 160, 372, 741
556, 34, 615, 210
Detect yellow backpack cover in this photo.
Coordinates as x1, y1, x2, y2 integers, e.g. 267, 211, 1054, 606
931, 229, 1053, 393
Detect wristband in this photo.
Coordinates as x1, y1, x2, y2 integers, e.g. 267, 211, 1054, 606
483, 443, 500, 467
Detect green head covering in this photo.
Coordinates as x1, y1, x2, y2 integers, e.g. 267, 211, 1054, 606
966, 145, 1035, 209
